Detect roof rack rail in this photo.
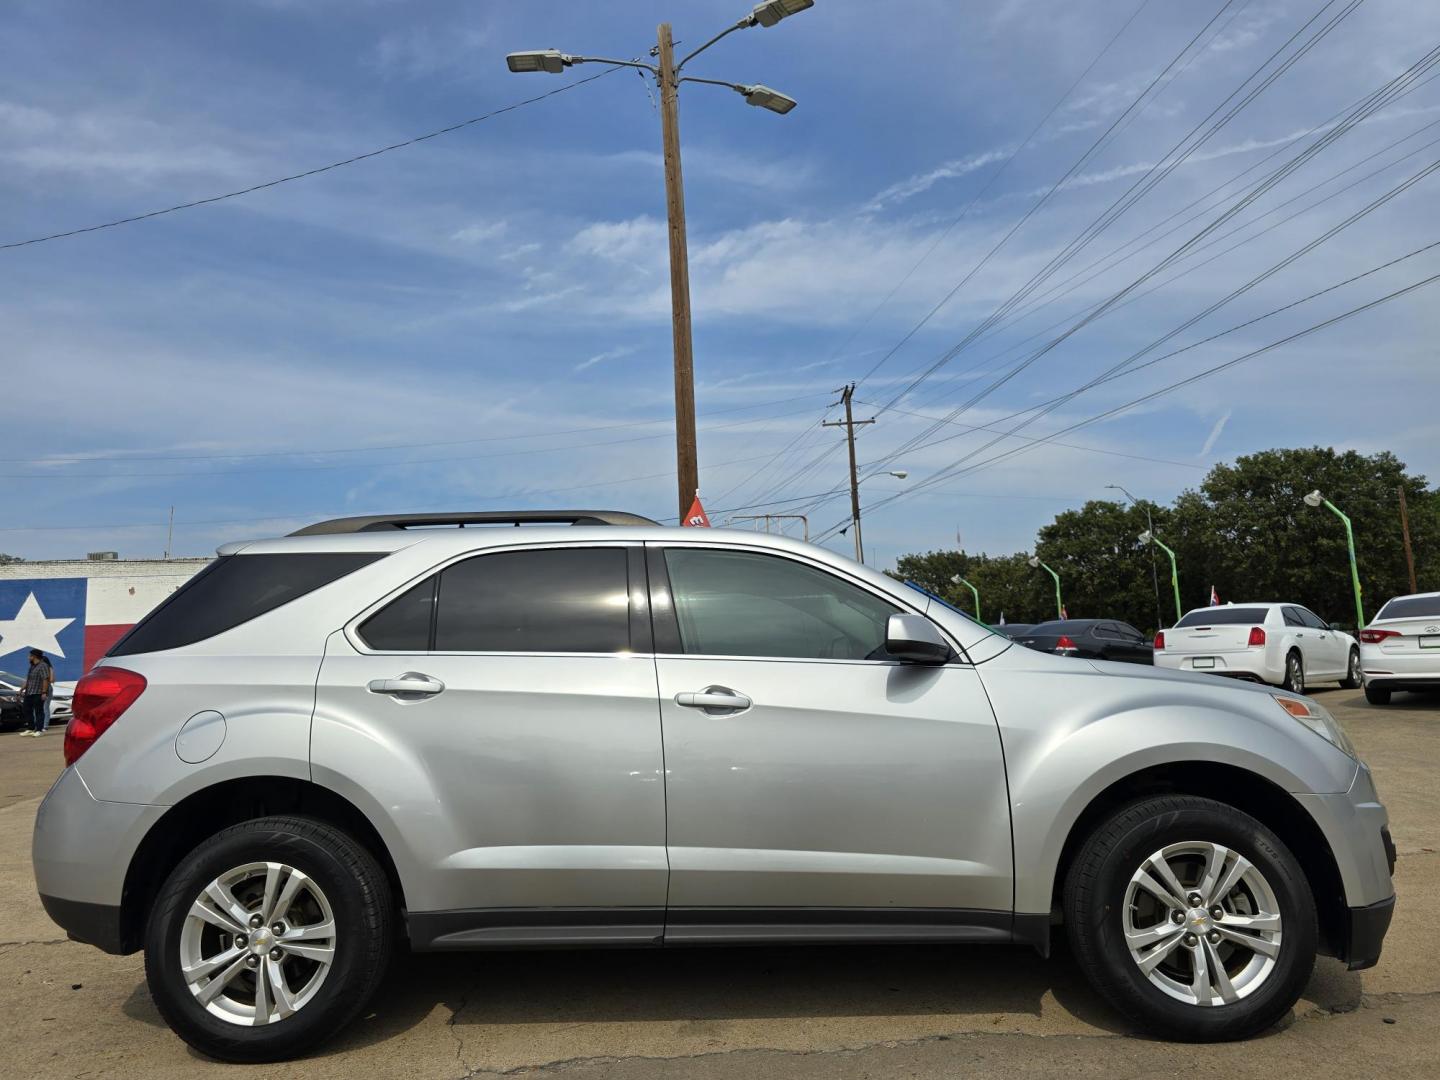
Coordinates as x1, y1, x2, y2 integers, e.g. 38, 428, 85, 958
289, 510, 661, 536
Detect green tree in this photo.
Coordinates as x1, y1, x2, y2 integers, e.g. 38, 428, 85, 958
1033, 500, 1169, 632
1178, 448, 1436, 631
892, 549, 1051, 625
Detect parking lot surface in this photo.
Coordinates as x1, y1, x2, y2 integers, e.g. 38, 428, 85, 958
3, 686, 1438, 1079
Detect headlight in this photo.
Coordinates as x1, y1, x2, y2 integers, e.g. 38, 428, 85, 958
1273, 694, 1356, 758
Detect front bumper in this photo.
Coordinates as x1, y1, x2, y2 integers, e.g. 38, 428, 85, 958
1343, 894, 1396, 970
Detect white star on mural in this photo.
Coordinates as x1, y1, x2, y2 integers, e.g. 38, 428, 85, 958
0, 592, 75, 658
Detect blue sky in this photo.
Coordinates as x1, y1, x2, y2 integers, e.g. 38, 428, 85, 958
3, 0, 1438, 566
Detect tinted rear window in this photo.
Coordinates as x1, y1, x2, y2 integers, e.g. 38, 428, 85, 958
1028, 620, 1096, 635
109, 553, 383, 656
1377, 595, 1440, 620
1176, 607, 1269, 627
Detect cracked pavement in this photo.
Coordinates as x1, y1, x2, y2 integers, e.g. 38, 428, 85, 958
2, 686, 1437, 1078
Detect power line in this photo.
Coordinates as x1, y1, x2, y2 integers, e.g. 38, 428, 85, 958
855, 28, 1430, 484
802, 234, 1440, 537
813, 251, 1440, 540
0, 68, 622, 251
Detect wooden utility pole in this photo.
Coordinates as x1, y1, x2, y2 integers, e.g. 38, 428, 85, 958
823, 384, 874, 563
1399, 485, 1418, 593
656, 23, 698, 521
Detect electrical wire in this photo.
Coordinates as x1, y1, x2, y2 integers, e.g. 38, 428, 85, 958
0, 68, 623, 251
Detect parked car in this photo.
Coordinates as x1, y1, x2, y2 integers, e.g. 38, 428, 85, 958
992, 622, 1035, 639
34, 511, 1394, 1060
1154, 604, 1361, 693
1013, 619, 1154, 664
0, 670, 72, 730
1359, 591, 1440, 705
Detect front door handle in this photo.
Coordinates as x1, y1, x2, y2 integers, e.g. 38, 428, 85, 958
367, 673, 445, 697
675, 686, 752, 713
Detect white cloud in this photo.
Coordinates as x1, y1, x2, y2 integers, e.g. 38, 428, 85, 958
450, 220, 507, 244
1199, 408, 1233, 456
863, 148, 1012, 212
575, 346, 636, 372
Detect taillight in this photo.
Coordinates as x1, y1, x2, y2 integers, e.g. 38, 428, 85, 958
64, 667, 146, 767
1247, 626, 1267, 647
1154, 631, 1165, 650
1055, 635, 1077, 653
1359, 628, 1400, 644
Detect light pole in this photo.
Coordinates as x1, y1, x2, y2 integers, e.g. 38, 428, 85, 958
506, 0, 811, 520
950, 573, 982, 625
1138, 530, 1182, 625
1304, 489, 1365, 630
1106, 483, 1162, 630
1029, 556, 1064, 620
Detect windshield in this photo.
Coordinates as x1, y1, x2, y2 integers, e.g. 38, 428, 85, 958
1176, 607, 1270, 627
1376, 595, 1440, 620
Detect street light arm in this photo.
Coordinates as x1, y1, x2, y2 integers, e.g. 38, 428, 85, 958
678, 74, 749, 91
570, 55, 660, 75
677, 18, 752, 71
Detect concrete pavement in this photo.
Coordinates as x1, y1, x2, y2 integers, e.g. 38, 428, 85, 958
2, 686, 1436, 1078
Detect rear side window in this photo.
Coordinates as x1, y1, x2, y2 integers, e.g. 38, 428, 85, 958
357, 548, 632, 653
1175, 607, 1270, 627
109, 553, 383, 656
1283, 607, 1306, 628
1377, 595, 1440, 620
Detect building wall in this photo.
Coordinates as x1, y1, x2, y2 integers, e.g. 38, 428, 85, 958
0, 559, 212, 680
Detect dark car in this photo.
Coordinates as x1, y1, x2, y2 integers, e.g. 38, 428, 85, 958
0, 670, 25, 731
1014, 619, 1154, 664
992, 623, 1035, 639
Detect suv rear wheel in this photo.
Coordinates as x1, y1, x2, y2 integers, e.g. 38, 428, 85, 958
143, 816, 393, 1062
1063, 795, 1316, 1041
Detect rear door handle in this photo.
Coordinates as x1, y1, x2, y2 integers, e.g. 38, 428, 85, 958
675, 686, 752, 713
367, 673, 445, 697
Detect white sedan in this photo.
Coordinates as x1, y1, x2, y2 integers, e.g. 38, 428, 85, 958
1359, 591, 1440, 704
1154, 602, 1361, 693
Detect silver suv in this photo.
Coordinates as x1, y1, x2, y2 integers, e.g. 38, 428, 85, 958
33, 511, 1396, 1061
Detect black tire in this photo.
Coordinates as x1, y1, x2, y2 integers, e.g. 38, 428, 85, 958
144, 816, 393, 1063
1063, 795, 1317, 1042
1280, 650, 1305, 694
1365, 682, 1392, 706
1340, 648, 1361, 689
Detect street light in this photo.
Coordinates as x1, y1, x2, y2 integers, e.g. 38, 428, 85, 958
1029, 556, 1065, 621
506, 2, 809, 520
1106, 483, 1163, 630
1138, 529, 1183, 625
838, 468, 910, 564
951, 573, 982, 625
1303, 489, 1365, 630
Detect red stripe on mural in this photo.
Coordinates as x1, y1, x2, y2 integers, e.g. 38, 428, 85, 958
83, 624, 134, 672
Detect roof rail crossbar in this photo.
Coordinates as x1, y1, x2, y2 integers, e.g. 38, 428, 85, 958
288, 510, 660, 536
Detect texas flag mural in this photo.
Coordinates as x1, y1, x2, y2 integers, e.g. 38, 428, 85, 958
0, 577, 156, 680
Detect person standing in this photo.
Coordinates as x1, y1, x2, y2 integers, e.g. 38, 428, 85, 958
22, 648, 53, 737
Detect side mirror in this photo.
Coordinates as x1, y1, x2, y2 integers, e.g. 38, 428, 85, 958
885, 613, 950, 664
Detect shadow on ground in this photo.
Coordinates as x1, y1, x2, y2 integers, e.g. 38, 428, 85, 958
115, 936, 1368, 1058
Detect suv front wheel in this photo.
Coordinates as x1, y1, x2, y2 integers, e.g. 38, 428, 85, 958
1063, 795, 1317, 1041
144, 816, 393, 1062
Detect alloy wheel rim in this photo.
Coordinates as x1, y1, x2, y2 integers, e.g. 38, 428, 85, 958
1290, 656, 1304, 693
1350, 652, 1360, 682
1123, 841, 1283, 1007
179, 861, 337, 1026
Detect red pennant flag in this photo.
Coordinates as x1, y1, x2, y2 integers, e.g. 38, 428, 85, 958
1060, 605, 1069, 621
682, 494, 711, 528
1209, 585, 1221, 607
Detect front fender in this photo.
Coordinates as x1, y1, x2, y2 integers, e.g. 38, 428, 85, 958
977, 653, 1359, 914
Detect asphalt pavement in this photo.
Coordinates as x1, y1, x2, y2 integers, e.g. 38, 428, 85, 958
2, 686, 1437, 1079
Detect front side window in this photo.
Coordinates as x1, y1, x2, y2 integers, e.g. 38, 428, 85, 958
661, 548, 899, 660
1283, 607, 1306, 628
1299, 608, 1329, 630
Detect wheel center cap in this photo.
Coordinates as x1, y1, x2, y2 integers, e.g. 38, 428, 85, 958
1187, 907, 1211, 931
249, 928, 273, 953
